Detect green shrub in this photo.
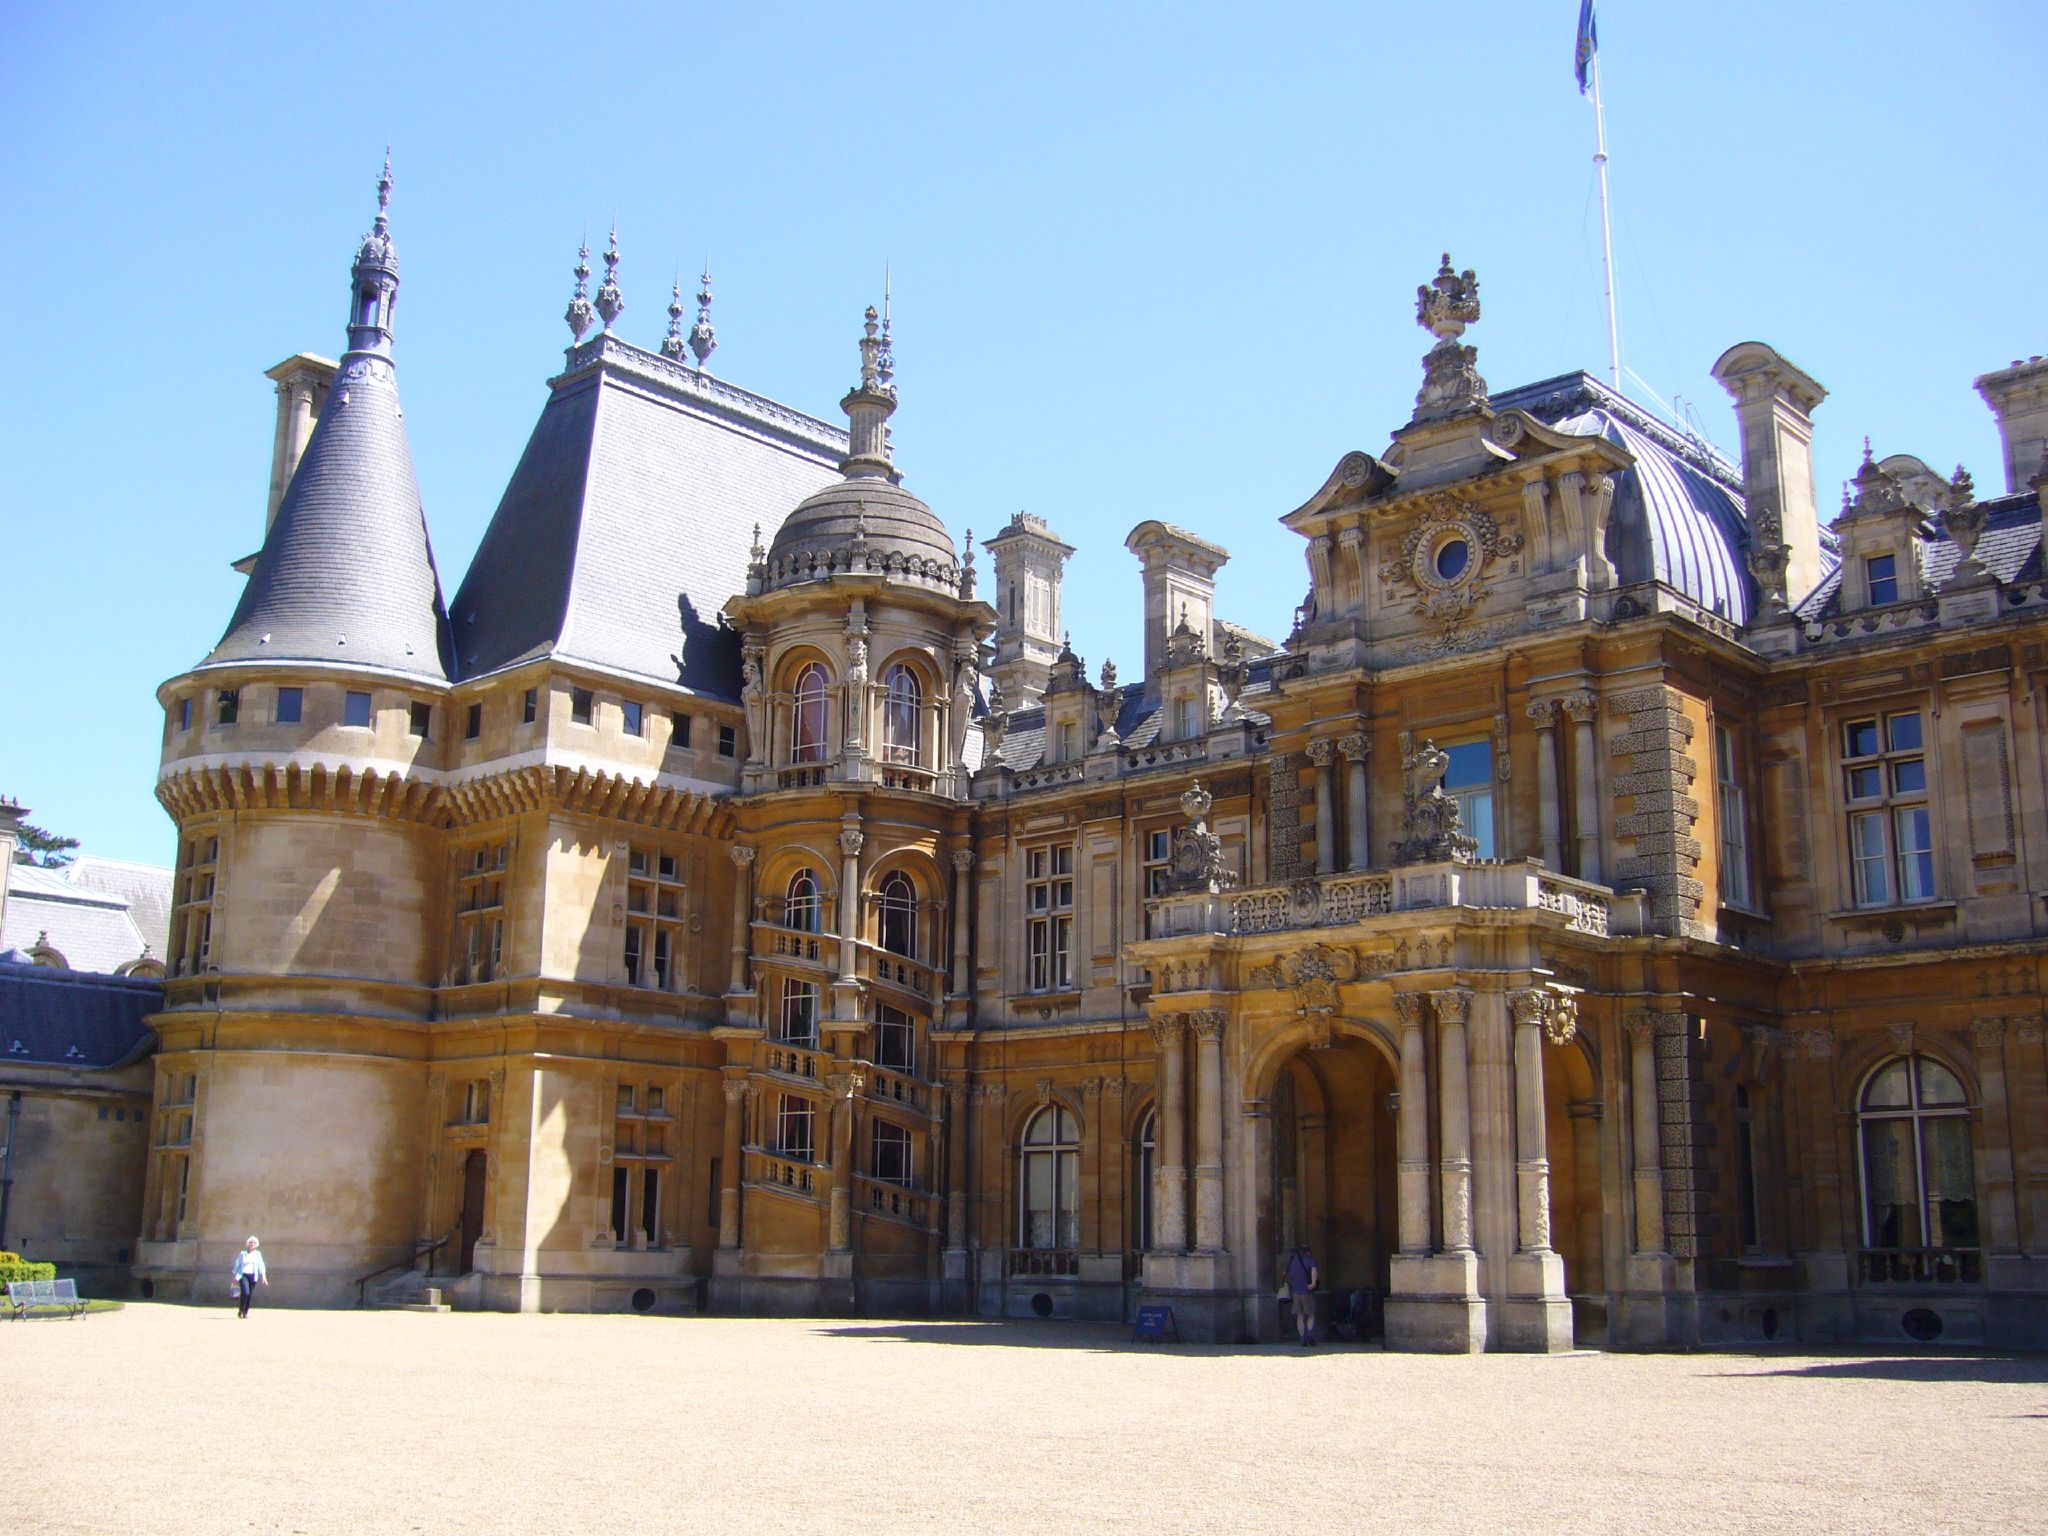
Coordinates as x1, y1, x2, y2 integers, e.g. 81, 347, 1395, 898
0, 1258, 58, 1285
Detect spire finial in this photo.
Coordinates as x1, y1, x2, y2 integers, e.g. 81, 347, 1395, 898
688, 259, 717, 370
1862, 435, 1873, 465
877, 265, 895, 391
348, 154, 400, 354
594, 225, 624, 333
662, 266, 687, 360
375, 149, 392, 233
566, 239, 595, 344
859, 304, 881, 391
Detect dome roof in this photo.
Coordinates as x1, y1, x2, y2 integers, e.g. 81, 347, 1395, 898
762, 477, 958, 590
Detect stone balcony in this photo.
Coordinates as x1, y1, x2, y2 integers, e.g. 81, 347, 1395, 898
1143, 859, 1642, 944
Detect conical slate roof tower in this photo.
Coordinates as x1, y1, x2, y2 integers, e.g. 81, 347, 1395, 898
203, 160, 452, 681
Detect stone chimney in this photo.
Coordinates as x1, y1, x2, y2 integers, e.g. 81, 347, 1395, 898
1973, 356, 2048, 495
0, 799, 26, 949
1125, 521, 1229, 691
1711, 342, 1827, 611
984, 512, 1075, 706
263, 353, 338, 536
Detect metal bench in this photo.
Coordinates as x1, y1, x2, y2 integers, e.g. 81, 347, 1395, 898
5, 1278, 87, 1319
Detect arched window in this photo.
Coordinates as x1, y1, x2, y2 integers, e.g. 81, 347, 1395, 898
1859, 1054, 1979, 1282
881, 664, 922, 765
791, 663, 830, 763
785, 869, 822, 932
1020, 1105, 1080, 1250
1135, 1110, 1157, 1253
878, 870, 917, 958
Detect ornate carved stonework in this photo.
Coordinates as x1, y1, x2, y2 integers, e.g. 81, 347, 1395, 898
1146, 1016, 1184, 1052
1187, 1009, 1228, 1043
1973, 1017, 2005, 1049
729, 844, 757, 868
1429, 988, 1472, 1028
838, 827, 865, 858
1413, 253, 1488, 422
1249, 945, 1358, 1042
1266, 753, 1308, 881
1395, 738, 1477, 865
1509, 987, 1579, 1046
1377, 493, 1523, 654
1166, 780, 1238, 894
950, 847, 975, 873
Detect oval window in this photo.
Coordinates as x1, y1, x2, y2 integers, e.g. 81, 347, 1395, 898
1434, 538, 1470, 581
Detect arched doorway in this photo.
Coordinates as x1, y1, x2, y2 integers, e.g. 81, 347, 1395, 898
1544, 1035, 1605, 1339
1267, 1033, 1398, 1336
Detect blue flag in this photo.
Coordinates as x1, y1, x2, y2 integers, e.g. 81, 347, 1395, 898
1575, 0, 1598, 94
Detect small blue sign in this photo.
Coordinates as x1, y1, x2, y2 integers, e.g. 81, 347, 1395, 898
1133, 1304, 1178, 1343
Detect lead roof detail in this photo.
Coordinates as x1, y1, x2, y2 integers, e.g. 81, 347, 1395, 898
202, 163, 454, 682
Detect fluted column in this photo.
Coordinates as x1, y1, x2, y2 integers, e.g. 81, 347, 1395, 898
1624, 1011, 1668, 1253
717, 1074, 746, 1248
1433, 988, 1475, 1252
1509, 989, 1557, 1253
944, 1083, 970, 1250
1563, 691, 1602, 884
1338, 732, 1371, 870
1149, 1015, 1188, 1252
1526, 699, 1563, 871
949, 847, 974, 996
1307, 739, 1338, 873
727, 845, 756, 994
836, 823, 863, 983
1188, 1009, 1227, 1251
1392, 992, 1433, 1255
826, 1070, 860, 1251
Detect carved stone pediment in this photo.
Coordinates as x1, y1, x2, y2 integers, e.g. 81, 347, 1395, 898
1282, 450, 1400, 530
1247, 943, 1372, 1036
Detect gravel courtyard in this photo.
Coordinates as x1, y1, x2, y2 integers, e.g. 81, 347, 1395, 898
12, 1304, 2046, 1534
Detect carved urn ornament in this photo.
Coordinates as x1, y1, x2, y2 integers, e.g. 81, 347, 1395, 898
1413, 253, 1488, 423
1166, 780, 1238, 894
1943, 464, 1990, 582
1395, 738, 1477, 865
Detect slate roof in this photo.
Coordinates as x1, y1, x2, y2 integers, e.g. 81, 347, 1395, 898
450, 338, 847, 699
64, 857, 173, 960
985, 657, 1277, 774
1795, 491, 2043, 619
203, 347, 453, 682
2, 865, 152, 974
1498, 373, 1754, 624
0, 959, 159, 1069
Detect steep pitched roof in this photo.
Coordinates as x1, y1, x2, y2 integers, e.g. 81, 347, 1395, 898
64, 857, 173, 959
2, 865, 151, 974
202, 348, 452, 681
450, 338, 847, 699
0, 959, 159, 1068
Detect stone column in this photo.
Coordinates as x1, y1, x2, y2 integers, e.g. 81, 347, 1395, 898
1563, 691, 1601, 884
1508, 990, 1555, 1252
836, 823, 863, 983
1972, 1018, 2022, 1260
1433, 988, 1475, 1252
1189, 1009, 1228, 1252
1624, 1011, 1667, 1253
944, 1083, 971, 1251
826, 1071, 860, 1251
1338, 732, 1371, 871
1525, 699, 1563, 871
717, 1075, 746, 1249
1307, 739, 1338, 873
727, 845, 756, 994
1149, 1015, 1188, 1252
1392, 992, 1433, 1254
949, 847, 974, 996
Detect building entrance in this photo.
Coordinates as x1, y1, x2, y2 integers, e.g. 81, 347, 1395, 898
459, 1149, 487, 1273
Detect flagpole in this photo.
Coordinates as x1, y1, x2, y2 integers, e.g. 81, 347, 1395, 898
1589, 49, 1622, 392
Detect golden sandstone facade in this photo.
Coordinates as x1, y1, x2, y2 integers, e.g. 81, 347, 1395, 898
135, 180, 2048, 1349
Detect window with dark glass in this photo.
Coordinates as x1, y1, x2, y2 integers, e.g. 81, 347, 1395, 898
522, 688, 538, 725
871, 1118, 912, 1186
465, 702, 482, 740
718, 724, 736, 758
1866, 552, 1899, 606
410, 701, 431, 738
1844, 711, 1933, 906
671, 711, 692, 748
216, 689, 240, 727
785, 869, 823, 933
622, 700, 644, 737
792, 663, 831, 763
881, 664, 921, 765
571, 687, 594, 726
1443, 740, 1495, 858
343, 690, 372, 728
873, 1001, 915, 1072
1020, 1105, 1080, 1249
776, 1094, 815, 1160
275, 687, 302, 724
1859, 1054, 1977, 1280
878, 870, 917, 958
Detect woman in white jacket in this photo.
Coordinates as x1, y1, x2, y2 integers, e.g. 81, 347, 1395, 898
230, 1237, 268, 1318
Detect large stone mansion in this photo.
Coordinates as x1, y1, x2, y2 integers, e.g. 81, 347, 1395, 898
133, 167, 2048, 1348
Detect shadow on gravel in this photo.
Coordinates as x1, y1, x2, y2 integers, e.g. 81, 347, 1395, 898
1712, 1354, 2048, 1385
810, 1320, 1381, 1357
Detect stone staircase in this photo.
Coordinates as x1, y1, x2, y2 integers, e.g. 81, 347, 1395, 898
361, 1268, 453, 1313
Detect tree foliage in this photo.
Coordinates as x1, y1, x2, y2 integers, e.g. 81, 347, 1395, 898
12, 822, 79, 868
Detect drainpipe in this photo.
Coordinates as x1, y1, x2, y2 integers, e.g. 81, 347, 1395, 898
0, 1090, 20, 1250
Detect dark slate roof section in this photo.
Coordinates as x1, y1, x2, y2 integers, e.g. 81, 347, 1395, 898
450, 338, 847, 699
204, 354, 453, 681
1797, 492, 2042, 619
0, 961, 159, 1069
1499, 372, 1754, 624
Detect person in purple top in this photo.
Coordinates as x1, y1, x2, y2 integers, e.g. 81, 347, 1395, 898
1284, 1244, 1319, 1346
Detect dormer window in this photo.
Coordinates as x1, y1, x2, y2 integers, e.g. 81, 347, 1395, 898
1865, 552, 1899, 606
1175, 695, 1197, 739
1059, 722, 1078, 760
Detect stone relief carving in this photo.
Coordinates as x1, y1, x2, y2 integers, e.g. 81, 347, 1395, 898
1166, 780, 1238, 894
1395, 738, 1476, 865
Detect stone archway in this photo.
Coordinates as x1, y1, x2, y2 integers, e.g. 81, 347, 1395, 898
1266, 1032, 1399, 1336
1544, 1034, 1606, 1341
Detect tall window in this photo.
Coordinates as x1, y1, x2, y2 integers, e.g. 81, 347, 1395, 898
1444, 740, 1495, 859
1020, 1105, 1081, 1250
452, 842, 508, 985
778, 978, 819, 1046
1143, 829, 1172, 898
871, 1118, 912, 1186
881, 664, 922, 765
776, 1094, 815, 1161
1859, 1054, 1978, 1281
792, 663, 830, 763
1025, 845, 1075, 992
878, 871, 918, 958
624, 846, 687, 991
785, 869, 823, 932
1844, 711, 1933, 906
1735, 1085, 1762, 1252
1716, 724, 1752, 907
610, 1081, 668, 1248
170, 835, 219, 976
153, 1071, 198, 1238
1135, 1110, 1157, 1252
873, 1001, 915, 1072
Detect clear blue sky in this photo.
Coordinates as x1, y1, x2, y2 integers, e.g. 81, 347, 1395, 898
3, 1, 2043, 867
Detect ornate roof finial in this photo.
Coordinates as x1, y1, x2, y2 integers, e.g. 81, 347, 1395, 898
750, 522, 765, 562
662, 267, 687, 359
878, 265, 895, 392
688, 260, 717, 370
1412, 251, 1487, 423
566, 240, 594, 344
859, 304, 881, 391
960, 528, 977, 598
375, 150, 393, 232
1862, 435, 1874, 465
594, 226, 624, 333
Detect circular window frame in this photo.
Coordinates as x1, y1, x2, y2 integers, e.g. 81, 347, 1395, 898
1414, 522, 1482, 594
